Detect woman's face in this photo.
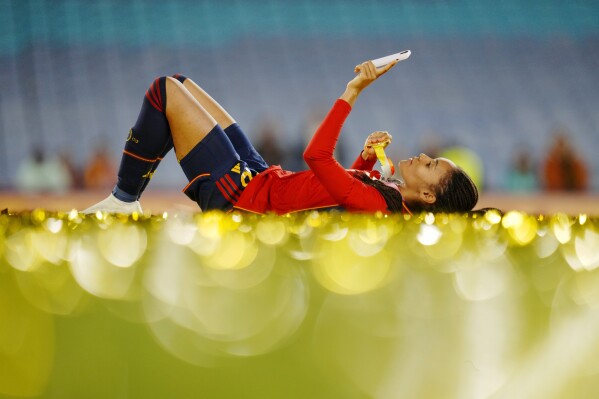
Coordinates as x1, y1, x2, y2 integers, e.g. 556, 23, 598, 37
397, 153, 456, 202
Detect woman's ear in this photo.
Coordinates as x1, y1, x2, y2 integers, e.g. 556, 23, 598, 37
419, 190, 436, 205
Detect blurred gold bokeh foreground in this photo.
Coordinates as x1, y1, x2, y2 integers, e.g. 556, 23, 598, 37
2, 190, 599, 215
2, 208, 599, 399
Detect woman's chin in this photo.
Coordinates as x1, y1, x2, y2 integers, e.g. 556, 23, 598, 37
397, 160, 408, 175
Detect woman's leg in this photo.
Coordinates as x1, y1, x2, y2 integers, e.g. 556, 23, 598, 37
164, 77, 218, 160
136, 74, 226, 195
174, 75, 269, 172
116, 76, 217, 197
111, 77, 173, 203
83, 76, 220, 214
173, 74, 236, 129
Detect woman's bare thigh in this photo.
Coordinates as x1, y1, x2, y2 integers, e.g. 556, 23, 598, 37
165, 77, 218, 160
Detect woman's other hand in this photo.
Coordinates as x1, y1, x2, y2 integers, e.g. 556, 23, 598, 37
362, 131, 392, 161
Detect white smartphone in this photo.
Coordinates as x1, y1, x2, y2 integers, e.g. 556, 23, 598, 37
372, 50, 411, 68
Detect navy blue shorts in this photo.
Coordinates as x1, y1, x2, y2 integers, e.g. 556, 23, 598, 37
180, 123, 269, 211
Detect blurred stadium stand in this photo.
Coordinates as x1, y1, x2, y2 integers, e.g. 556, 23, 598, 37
1, 0, 598, 193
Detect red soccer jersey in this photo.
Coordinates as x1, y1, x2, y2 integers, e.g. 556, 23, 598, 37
234, 99, 408, 215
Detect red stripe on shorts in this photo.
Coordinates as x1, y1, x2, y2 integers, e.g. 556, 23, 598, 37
215, 180, 238, 204
218, 177, 240, 202
224, 174, 241, 193
222, 176, 241, 200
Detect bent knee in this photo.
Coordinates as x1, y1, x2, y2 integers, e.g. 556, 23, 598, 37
164, 76, 189, 102
171, 74, 188, 83
164, 76, 182, 89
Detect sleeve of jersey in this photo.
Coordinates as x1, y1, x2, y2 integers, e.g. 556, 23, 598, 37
303, 99, 388, 211
350, 152, 377, 170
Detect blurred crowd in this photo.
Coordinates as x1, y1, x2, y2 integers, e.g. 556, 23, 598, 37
13, 123, 590, 195
15, 145, 116, 194
503, 129, 589, 193
250, 122, 591, 194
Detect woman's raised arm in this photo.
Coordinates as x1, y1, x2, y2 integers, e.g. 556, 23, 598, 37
339, 60, 398, 106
